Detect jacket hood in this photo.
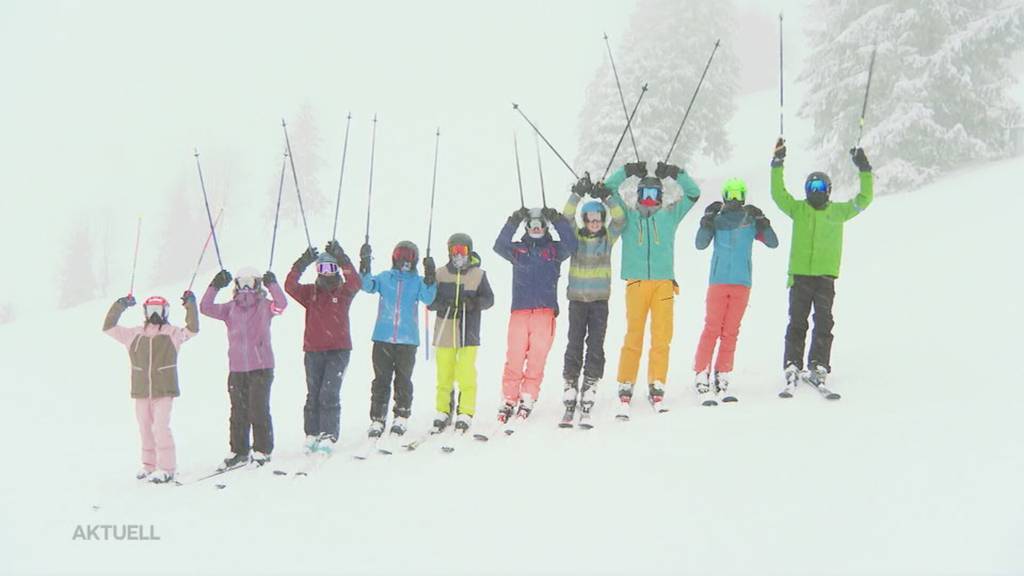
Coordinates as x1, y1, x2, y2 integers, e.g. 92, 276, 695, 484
446, 251, 482, 273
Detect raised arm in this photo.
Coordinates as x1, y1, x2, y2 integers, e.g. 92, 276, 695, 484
548, 209, 578, 262
833, 148, 874, 222
102, 297, 138, 345
770, 139, 799, 218
493, 212, 522, 264
200, 284, 230, 321
265, 273, 287, 314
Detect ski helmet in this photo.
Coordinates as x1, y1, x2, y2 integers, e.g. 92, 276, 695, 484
721, 178, 747, 203
316, 252, 339, 276
446, 232, 473, 256
525, 208, 548, 236
234, 267, 262, 292
580, 200, 607, 224
804, 171, 832, 209
636, 176, 663, 207
143, 296, 169, 324
392, 240, 419, 270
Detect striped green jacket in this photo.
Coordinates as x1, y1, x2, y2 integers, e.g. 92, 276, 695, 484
562, 192, 627, 302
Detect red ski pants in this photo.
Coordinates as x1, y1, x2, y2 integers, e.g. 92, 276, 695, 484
693, 284, 751, 374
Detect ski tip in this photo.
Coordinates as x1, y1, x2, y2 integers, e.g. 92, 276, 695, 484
441, 446, 455, 454
778, 391, 793, 399
558, 423, 574, 429
215, 484, 226, 490
578, 423, 594, 430
615, 415, 630, 422
272, 470, 288, 476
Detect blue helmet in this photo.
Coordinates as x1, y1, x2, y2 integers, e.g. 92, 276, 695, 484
580, 200, 606, 224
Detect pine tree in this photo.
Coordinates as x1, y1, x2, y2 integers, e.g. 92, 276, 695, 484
151, 172, 209, 288
798, 0, 1024, 192
57, 218, 99, 309
273, 102, 328, 226
576, 0, 740, 184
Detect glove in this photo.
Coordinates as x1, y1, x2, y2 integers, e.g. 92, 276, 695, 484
508, 207, 530, 226
180, 290, 195, 306
590, 181, 611, 200
571, 174, 593, 197
654, 161, 680, 180
325, 240, 345, 260
359, 243, 372, 275
700, 201, 722, 229
211, 269, 232, 289
624, 161, 647, 179
541, 207, 561, 223
850, 147, 872, 172
262, 271, 277, 286
294, 246, 318, 270
422, 256, 437, 286
771, 138, 787, 167
116, 295, 136, 308
745, 205, 770, 232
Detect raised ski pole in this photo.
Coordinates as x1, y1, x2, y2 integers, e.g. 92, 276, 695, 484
282, 119, 313, 250
513, 131, 526, 208
534, 131, 547, 208
779, 13, 785, 137
269, 150, 287, 270
512, 103, 579, 180
332, 112, 353, 241
363, 114, 378, 247
128, 216, 141, 296
604, 32, 640, 162
664, 39, 721, 163
194, 148, 224, 270
188, 208, 223, 292
855, 43, 878, 148
424, 128, 441, 361
602, 83, 648, 181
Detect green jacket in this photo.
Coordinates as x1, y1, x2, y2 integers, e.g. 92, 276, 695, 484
771, 166, 873, 283
606, 166, 701, 281
103, 299, 199, 398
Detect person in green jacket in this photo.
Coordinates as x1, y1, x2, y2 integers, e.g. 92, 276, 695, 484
605, 160, 701, 417
770, 138, 873, 397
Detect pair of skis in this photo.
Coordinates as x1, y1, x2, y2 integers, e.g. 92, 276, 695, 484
779, 373, 841, 400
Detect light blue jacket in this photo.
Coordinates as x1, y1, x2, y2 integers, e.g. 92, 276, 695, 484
695, 202, 778, 287
360, 269, 437, 345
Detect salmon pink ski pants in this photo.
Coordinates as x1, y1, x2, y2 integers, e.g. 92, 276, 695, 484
134, 396, 176, 473
693, 284, 751, 374
501, 308, 556, 404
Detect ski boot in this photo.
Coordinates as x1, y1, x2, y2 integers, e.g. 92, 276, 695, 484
431, 411, 451, 434
135, 468, 154, 481
779, 364, 800, 398
559, 378, 579, 428
390, 416, 408, 437
217, 452, 250, 472
578, 376, 598, 429
615, 382, 633, 421
148, 469, 175, 484
316, 433, 337, 455
695, 371, 717, 406
497, 402, 516, 424
367, 419, 386, 438
303, 435, 320, 455
517, 394, 535, 420
454, 413, 472, 434
806, 365, 841, 400
649, 381, 668, 412
252, 451, 272, 466
715, 371, 738, 403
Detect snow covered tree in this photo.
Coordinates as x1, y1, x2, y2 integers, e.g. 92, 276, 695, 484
799, 0, 1024, 192
576, 0, 740, 179
272, 102, 328, 226
57, 218, 99, 309
151, 172, 211, 289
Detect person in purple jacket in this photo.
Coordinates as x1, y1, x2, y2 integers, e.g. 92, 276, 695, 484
201, 266, 287, 471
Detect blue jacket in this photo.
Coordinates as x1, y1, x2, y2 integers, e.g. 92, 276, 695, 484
695, 202, 778, 287
360, 269, 437, 345
493, 216, 577, 314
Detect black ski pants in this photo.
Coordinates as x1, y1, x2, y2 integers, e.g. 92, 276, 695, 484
784, 275, 836, 372
303, 349, 351, 440
370, 342, 416, 423
562, 299, 609, 382
227, 368, 274, 455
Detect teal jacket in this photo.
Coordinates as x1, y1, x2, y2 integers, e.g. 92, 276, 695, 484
606, 166, 701, 281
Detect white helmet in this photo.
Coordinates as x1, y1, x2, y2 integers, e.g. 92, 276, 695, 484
234, 267, 262, 292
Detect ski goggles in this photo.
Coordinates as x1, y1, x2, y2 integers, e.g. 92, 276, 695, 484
639, 187, 662, 203
235, 276, 261, 291
583, 214, 604, 224
392, 246, 417, 263
449, 244, 469, 257
805, 178, 829, 194
526, 217, 546, 230
143, 297, 168, 318
316, 261, 339, 275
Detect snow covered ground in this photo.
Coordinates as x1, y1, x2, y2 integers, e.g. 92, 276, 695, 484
2, 84, 1023, 573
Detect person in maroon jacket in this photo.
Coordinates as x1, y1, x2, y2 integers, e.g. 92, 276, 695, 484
285, 240, 361, 455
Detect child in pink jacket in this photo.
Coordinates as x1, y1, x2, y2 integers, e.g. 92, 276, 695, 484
103, 292, 199, 483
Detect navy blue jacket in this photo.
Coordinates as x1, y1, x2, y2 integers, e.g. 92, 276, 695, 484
493, 216, 577, 314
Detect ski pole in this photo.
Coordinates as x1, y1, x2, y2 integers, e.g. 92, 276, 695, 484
363, 114, 378, 246
128, 216, 141, 296
282, 119, 313, 249
534, 131, 547, 208
332, 112, 353, 241
188, 208, 223, 292
511, 103, 579, 180
603, 32, 640, 162
602, 83, 648, 181
194, 148, 224, 270
424, 127, 440, 362
513, 131, 526, 208
269, 150, 287, 271
664, 39, 721, 163
779, 13, 785, 137
855, 43, 878, 148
